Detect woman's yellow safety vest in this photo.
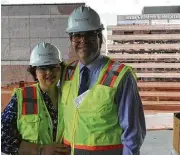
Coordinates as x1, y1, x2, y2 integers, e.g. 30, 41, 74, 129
60, 56, 136, 153
16, 83, 63, 145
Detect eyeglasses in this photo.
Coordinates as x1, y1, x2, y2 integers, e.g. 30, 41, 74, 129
70, 31, 99, 43
36, 65, 58, 72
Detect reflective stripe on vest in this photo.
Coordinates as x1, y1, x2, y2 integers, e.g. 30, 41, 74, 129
22, 86, 38, 115
64, 139, 123, 151
64, 61, 78, 81
100, 60, 125, 87
65, 60, 125, 87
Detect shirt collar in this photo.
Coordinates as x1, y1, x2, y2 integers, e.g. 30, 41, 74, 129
79, 55, 104, 73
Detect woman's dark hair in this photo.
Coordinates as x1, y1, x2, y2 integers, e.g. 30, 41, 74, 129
27, 66, 38, 82
27, 62, 65, 82
59, 61, 66, 89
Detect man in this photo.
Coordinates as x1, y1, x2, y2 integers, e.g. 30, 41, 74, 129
61, 5, 146, 155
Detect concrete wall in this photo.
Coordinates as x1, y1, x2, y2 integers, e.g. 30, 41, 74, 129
1, 3, 84, 86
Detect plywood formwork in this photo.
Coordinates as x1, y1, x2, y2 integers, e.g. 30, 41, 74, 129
108, 53, 180, 59
123, 63, 180, 68
108, 24, 180, 31
108, 34, 180, 41
139, 82, 180, 112
108, 24, 180, 112
108, 44, 180, 50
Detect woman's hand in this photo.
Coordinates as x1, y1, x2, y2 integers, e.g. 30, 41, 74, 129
19, 141, 39, 155
19, 141, 70, 155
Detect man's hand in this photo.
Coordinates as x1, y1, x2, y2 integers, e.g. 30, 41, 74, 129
41, 144, 70, 155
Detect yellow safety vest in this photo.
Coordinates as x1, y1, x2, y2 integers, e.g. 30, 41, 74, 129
16, 83, 63, 144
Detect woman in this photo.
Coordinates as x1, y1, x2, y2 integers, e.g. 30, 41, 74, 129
1, 42, 69, 155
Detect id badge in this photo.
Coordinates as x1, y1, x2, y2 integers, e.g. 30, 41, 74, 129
74, 90, 90, 108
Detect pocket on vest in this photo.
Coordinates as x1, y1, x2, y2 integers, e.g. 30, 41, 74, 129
18, 115, 40, 141
89, 84, 116, 112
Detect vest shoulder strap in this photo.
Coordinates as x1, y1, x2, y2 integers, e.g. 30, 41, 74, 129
100, 60, 128, 87
22, 85, 38, 115
64, 60, 78, 81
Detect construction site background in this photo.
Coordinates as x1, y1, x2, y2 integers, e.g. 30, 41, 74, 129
1, 4, 180, 155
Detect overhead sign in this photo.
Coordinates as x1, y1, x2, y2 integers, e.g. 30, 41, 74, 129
118, 14, 180, 20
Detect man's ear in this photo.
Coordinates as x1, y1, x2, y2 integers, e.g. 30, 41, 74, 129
69, 35, 72, 41
98, 33, 103, 48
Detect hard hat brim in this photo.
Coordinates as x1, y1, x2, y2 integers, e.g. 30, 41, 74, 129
30, 60, 61, 67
